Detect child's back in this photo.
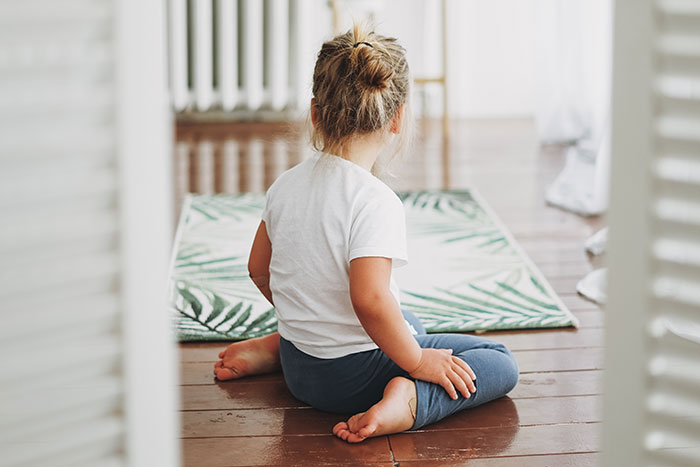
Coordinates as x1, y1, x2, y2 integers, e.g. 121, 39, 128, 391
263, 153, 406, 358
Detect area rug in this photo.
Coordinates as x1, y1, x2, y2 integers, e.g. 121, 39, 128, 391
170, 190, 578, 341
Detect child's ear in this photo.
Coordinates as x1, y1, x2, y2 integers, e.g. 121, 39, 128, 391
310, 98, 319, 126
390, 104, 405, 134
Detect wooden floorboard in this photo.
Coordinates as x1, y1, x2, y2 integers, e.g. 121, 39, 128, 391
515, 348, 603, 373
176, 119, 605, 465
388, 423, 600, 461
572, 310, 604, 328
560, 294, 603, 311
182, 395, 601, 438
397, 453, 600, 467
183, 436, 393, 466
479, 328, 603, 350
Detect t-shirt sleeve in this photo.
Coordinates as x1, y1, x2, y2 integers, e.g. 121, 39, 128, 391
261, 182, 276, 233
348, 194, 408, 268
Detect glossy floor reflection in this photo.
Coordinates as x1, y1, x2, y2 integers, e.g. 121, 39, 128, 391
176, 118, 603, 466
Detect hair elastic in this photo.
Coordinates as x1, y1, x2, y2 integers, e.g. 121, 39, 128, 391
353, 41, 373, 48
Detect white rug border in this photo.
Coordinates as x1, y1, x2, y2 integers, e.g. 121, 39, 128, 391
167, 194, 193, 300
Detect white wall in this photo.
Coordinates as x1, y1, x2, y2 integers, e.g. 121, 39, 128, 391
328, 0, 538, 118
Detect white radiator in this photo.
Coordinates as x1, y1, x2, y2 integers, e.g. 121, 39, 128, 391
168, 0, 316, 116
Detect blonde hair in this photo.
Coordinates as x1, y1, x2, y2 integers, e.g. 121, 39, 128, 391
310, 24, 412, 174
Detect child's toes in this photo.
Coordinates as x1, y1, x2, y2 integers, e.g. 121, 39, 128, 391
215, 367, 238, 380
332, 421, 348, 437
357, 423, 377, 439
333, 422, 354, 441
346, 432, 367, 443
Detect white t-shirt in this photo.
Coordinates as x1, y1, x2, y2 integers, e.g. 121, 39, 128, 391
261, 152, 408, 358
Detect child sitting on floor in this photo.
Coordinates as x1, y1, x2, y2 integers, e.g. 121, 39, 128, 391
214, 24, 519, 443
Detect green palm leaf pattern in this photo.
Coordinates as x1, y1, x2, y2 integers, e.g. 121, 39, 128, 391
169, 190, 577, 342
399, 191, 509, 253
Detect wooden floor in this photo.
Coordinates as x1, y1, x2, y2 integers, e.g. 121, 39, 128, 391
176, 119, 605, 466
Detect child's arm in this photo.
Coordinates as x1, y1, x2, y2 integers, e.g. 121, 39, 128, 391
350, 257, 476, 400
248, 221, 274, 306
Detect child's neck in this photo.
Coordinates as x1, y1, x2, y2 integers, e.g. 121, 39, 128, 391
339, 133, 386, 172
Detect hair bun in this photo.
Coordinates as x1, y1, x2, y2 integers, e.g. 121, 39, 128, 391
353, 45, 394, 91
310, 23, 411, 155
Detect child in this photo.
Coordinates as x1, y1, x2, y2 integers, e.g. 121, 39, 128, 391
214, 25, 519, 443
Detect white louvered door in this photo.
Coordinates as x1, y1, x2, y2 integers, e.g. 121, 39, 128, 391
0, 0, 178, 466
603, 0, 700, 465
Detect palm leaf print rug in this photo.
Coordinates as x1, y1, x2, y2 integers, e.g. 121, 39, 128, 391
170, 190, 578, 341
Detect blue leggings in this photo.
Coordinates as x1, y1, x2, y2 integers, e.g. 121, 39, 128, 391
278, 311, 519, 430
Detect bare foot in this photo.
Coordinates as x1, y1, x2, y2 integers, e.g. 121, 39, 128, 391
214, 332, 281, 381
332, 376, 417, 443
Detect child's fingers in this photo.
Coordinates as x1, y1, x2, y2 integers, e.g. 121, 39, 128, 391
440, 376, 458, 400
449, 370, 471, 399
219, 351, 225, 358
453, 363, 476, 394
453, 357, 476, 380
214, 360, 223, 374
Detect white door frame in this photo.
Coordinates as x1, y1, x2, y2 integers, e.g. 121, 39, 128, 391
115, 0, 180, 465
603, 0, 655, 464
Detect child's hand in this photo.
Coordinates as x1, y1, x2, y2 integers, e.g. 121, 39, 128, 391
408, 348, 476, 400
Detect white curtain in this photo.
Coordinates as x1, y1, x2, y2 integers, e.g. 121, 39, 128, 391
535, 0, 613, 217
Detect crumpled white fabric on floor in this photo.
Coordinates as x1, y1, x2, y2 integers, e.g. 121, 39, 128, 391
577, 228, 609, 303
545, 120, 611, 216
536, 0, 612, 216
545, 145, 599, 216
577, 267, 608, 305
585, 227, 609, 256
